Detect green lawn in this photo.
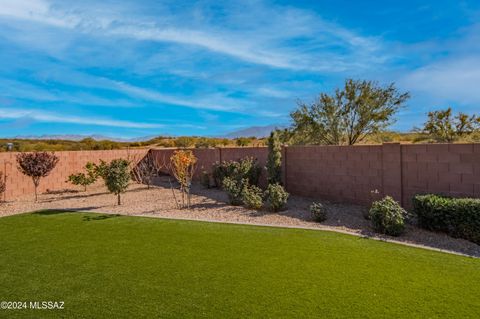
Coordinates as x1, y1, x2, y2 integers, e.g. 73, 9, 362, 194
1, 211, 479, 318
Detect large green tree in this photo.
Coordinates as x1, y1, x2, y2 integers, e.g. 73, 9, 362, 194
290, 79, 410, 145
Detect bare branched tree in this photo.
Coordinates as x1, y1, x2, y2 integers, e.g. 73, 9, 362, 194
131, 151, 160, 188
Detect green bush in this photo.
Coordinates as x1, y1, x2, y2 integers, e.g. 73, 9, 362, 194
67, 162, 97, 191
369, 196, 407, 236
413, 194, 480, 244
310, 202, 327, 222
222, 177, 245, 206
94, 160, 109, 180
265, 183, 289, 212
212, 157, 261, 188
242, 184, 263, 209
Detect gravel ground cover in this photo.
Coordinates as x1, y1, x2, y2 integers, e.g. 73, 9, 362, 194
1, 177, 479, 257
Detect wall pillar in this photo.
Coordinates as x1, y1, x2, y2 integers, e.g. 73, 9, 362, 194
381, 143, 403, 205
281, 146, 287, 188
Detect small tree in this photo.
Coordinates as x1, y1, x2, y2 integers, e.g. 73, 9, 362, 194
67, 162, 97, 191
16, 152, 59, 202
290, 79, 410, 145
421, 107, 479, 142
266, 130, 282, 184
104, 159, 131, 205
170, 150, 197, 208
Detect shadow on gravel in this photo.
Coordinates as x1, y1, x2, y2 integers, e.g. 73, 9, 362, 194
40, 192, 110, 203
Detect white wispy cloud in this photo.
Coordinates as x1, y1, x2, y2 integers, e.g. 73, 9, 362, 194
0, 65, 249, 113
0, 0, 386, 72
0, 107, 163, 128
111, 81, 244, 112
400, 56, 480, 107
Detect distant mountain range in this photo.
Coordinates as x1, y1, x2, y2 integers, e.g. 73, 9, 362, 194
222, 124, 287, 138
10, 134, 160, 142
6, 124, 287, 142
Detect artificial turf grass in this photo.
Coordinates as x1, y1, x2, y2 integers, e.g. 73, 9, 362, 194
0, 211, 479, 318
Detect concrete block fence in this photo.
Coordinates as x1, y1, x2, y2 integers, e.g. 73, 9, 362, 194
151, 143, 480, 208
0, 149, 148, 201
1, 144, 479, 208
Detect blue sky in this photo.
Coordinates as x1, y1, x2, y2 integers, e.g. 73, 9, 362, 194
0, 0, 479, 138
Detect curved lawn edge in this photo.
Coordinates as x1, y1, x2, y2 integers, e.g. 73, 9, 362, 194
12, 209, 479, 259
2, 210, 479, 319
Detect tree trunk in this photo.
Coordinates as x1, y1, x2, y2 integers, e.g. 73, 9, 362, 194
33, 178, 39, 202
117, 193, 121, 205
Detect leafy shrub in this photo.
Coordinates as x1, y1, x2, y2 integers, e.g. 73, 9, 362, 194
310, 202, 327, 222
94, 160, 109, 180
365, 189, 382, 219
104, 159, 131, 205
413, 194, 480, 244
212, 157, 261, 188
174, 136, 195, 148
369, 196, 407, 236
235, 137, 252, 147
195, 138, 219, 148
265, 183, 289, 212
67, 162, 97, 191
16, 152, 59, 202
222, 177, 245, 206
212, 162, 231, 187
242, 184, 263, 209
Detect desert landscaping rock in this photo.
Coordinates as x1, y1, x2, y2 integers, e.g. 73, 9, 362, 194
1, 177, 479, 258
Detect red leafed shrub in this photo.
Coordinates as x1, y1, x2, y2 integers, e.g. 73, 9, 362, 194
16, 152, 59, 202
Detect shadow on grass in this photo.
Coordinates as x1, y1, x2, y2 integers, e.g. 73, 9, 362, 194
32, 209, 121, 221
82, 214, 121, 221
33, 209, 78, 215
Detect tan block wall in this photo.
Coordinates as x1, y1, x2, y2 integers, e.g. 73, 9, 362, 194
284, 145, 383, 205
2, 144, 479, 208
152, 143, 480, 208
0, 149, 148, 201
401, 144, 480, 207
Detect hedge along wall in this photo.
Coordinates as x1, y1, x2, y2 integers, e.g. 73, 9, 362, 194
0, 149, 148, 201
152, 143, 480, 208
